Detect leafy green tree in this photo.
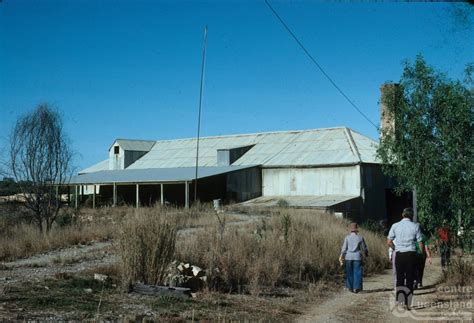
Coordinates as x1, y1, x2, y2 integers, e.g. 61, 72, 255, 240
377, 56, 473, 240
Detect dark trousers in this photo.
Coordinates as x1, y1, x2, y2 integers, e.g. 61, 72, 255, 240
395, 251, 417, 306
440, 241, 450, 268
415, 253, 426, 286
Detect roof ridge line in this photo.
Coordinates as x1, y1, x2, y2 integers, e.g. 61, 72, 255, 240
147, 126, 349, 144
343, 128, 361, 162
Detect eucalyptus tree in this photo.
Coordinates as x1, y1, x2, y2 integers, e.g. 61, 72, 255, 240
377, 56, 473, 239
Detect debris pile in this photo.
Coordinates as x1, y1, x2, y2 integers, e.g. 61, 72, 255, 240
164, 261, 207, 292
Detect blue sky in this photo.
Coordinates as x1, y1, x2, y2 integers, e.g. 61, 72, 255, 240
1, 1, 472, 170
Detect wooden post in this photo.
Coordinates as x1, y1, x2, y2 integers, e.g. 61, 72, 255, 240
136, 184, 140, 208
113, 183, 117, 207
74, 185, 78, 210
413, 187, 418, 223
160, 183, 164, 205
80, 185, 84, 204
185, 181, 189, 209
93, 185, 96, 209
55, 185, 59, 209
67, 185, 70, 204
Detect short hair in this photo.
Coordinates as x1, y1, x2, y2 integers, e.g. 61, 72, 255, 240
402, 207, 414, 218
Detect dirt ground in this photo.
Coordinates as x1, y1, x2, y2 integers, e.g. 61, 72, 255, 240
1, 212, 472, 321
297, 256, 473, 322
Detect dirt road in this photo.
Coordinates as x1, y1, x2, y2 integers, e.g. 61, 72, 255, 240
297, 257, 472, 322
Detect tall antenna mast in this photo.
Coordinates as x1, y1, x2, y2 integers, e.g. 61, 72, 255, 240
194, 25, 208, 203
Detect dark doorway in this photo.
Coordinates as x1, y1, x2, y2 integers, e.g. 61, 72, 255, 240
385, 189, 413, 226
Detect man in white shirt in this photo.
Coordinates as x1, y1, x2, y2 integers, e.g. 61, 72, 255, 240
387, 207, 423, 309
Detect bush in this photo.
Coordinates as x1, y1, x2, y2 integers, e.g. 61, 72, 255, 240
442, 256, 473, 287
276, 199, 289, 208
119, 208, 178, 287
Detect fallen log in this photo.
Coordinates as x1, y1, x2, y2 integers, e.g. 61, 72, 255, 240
132, 282, 192, 298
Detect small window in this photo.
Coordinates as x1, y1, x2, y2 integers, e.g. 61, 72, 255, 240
114, 146, 119, 154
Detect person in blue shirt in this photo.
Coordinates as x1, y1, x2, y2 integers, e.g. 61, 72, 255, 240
387, 208, 423, 310
340, 222, 369, 293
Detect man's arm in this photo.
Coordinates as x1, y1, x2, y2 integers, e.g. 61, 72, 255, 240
425, 244, 432, 264
387, 239, 395, 250
387, 223, 396, 250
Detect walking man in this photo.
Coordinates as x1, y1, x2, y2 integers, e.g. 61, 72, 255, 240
387, 208, 423, 310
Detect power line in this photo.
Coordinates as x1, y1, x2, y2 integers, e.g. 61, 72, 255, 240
264, 0, 379, 130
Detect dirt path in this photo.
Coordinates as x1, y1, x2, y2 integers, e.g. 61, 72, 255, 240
298, 257, 451, 322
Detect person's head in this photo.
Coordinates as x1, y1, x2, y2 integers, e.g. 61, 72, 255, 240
402, 207, 414, 219
349, 222, 359, 233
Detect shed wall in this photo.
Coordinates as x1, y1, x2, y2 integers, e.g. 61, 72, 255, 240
262, 166, 361, 196
226, 167, 262, 202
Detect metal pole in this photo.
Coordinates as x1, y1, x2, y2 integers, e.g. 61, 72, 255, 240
160, 183, 164, 205
93, 185, 96, 209
136, 184, 140, 208
194, 25, 208, 203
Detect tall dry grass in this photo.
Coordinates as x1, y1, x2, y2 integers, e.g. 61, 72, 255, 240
0, 223, 115, 262
176, 209, 389, 293
0, 204, 228, 262
119, 208, 178, 287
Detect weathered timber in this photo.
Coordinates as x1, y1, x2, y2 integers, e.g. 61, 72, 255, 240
132, 282, 191, 298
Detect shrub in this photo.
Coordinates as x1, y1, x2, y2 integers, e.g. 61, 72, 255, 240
119, 208, 178, 287
441, 256, 473, 286
276, 199, 289, 208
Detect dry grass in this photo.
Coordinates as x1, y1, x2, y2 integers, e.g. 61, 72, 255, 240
176, 208, 389, 293
0, 204, 236, 262
441, 255, 473, 287
119, 208, 178, 287
0, 223, 115, 262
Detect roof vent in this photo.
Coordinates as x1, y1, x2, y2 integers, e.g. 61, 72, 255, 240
217, 145, 254, 166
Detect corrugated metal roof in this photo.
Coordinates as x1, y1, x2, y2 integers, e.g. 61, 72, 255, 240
127, 127, 379, 169
238, 195, 359, 208
70, 165, 258, 184
78, 159, 109, 174
111, 139, 156, 152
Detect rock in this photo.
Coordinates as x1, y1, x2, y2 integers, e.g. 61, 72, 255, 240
94, 273, 108, 282
84, 288, 93, 293
191, 265, 204, 277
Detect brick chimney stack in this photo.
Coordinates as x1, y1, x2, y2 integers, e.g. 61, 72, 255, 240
380, 83, 399, 140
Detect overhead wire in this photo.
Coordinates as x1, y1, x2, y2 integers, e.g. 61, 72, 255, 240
264, 0, 379, 130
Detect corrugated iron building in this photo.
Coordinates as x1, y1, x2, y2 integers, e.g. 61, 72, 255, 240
71, 127, 402, 221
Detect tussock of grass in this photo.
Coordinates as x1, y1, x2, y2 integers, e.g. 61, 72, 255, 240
119, 208, 178, 287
